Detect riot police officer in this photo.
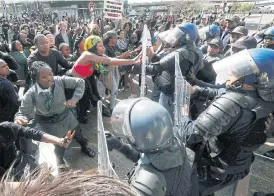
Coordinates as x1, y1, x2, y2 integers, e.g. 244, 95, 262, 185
262, 27, 274, 49
199, 24, 221, 54
109, 98, 198, 196
146, 23, 200, 117
184, 48, 274, 196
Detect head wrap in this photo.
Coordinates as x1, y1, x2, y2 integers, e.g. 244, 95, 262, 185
84, 36, 108, 75
84, 35, 102, 53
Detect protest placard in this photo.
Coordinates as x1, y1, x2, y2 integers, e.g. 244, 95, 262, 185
103, 0, 124, 20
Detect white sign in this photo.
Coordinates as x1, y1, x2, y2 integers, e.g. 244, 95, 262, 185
104, 0, 124, 20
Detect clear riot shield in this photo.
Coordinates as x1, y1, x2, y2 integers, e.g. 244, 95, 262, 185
140, 24, 151, 97
174, 52, 192, 143
97, 101, 118, 178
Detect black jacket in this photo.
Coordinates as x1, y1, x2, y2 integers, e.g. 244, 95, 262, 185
0, 51, 20, 70
0, 122, 44, 178
0, 79, 20, 123
185, 90, 273, 176
27, 49, 73, 76
146, 45, 198, 95
55, 32, 74, 51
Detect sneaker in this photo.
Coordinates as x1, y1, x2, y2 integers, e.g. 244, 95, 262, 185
128, 94, 137, 99
57, 164, 69, 172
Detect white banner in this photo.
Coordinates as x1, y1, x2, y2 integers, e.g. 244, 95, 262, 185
103, 0, 124, 20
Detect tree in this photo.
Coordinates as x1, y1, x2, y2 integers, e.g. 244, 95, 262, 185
230, 3, 241, 14
230, 3, 252, 14
239, 3, 253, 13
168, 0, 207, 17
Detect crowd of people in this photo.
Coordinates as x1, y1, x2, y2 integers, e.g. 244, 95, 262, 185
1, 8, 274, 196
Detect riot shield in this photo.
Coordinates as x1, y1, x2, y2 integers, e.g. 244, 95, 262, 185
140, 24, 151, 97
174, 52, 192, 143
97, 101, 118, 178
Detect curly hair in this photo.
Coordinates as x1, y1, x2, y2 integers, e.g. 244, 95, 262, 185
0, 164, 140, 196
123, 21, 132, 31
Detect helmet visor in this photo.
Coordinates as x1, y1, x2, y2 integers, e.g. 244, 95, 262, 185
157, 30, 171, 42
164, 26, 184, 46
213, 49, 260, 85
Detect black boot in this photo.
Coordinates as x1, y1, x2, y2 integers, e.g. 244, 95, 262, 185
101, 99, 112, 117
76, 136, 96, 158
102, 106, 112, 117
264, 149, 274, 159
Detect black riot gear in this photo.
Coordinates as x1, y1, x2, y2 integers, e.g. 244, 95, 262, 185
184, 48, 274, 195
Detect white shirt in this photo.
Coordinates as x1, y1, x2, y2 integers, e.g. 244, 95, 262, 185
61, 32, 69, 45
36, 83, 51, 95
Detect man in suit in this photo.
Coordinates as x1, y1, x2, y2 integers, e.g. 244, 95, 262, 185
55, 22, 73, 52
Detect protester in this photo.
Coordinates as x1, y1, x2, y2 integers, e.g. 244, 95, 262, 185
11, 41, 28, 85
0, 59, 20, 123
0, 122, 74, 179
196, 38, 222, 84
55, 21, 73, 51
221, 15, 241, 53
14, 61, 95, 167
27, 34, 73, 79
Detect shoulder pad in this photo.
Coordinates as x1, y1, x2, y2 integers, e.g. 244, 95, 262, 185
221, 92, 256, 109
159, 48, 189, 71
130, 164, 167, 196
195, 95, 241, 136
176, 47, 189, 61
182, 46, 197, 65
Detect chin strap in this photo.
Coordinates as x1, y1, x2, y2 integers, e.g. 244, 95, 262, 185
227, 80, 243, 91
